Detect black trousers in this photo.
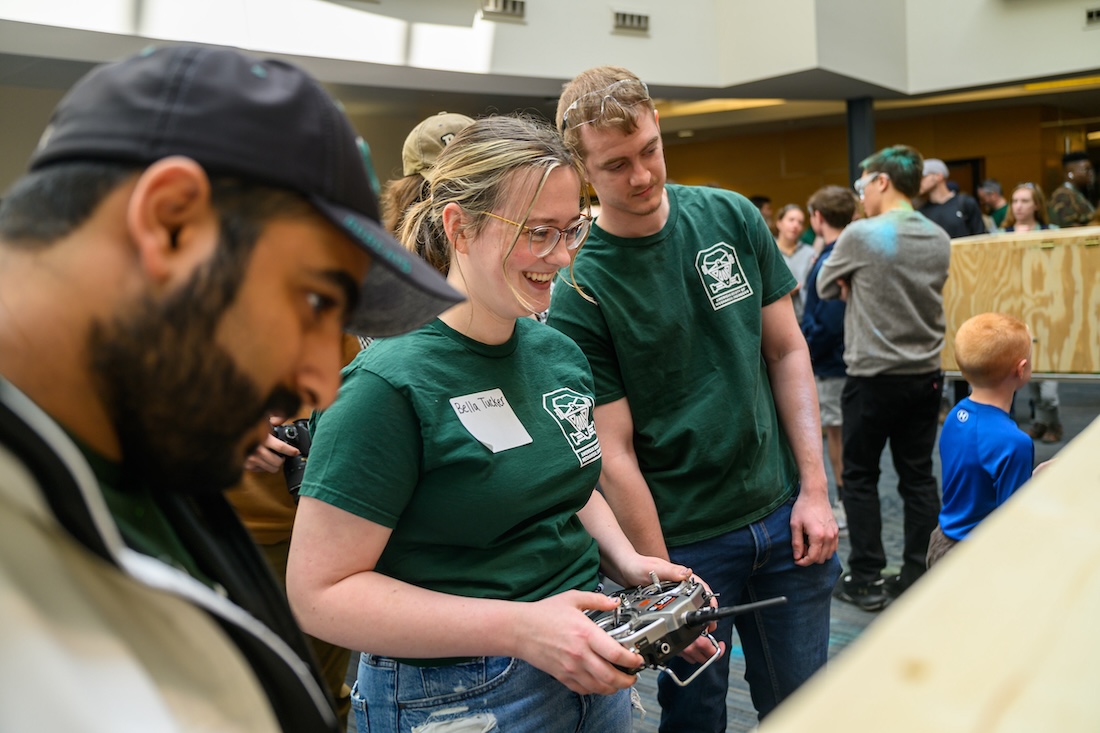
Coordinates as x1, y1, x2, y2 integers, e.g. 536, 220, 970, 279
840, 371, 942, 587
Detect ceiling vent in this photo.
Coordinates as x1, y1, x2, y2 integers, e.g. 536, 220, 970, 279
481, 0, 525, 20
613, 11, 650, 33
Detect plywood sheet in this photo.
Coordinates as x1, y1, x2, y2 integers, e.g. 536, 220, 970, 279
942, 226, 1100, 374
758, 413, 1100, 732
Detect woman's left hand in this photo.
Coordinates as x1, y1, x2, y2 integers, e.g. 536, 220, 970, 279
614, 557, 726, 664
616, 556, 692, 589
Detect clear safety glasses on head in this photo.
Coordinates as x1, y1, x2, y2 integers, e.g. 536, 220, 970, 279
854, 171, 888, 199
561, 78, 651, 129
477, 211, 592, 258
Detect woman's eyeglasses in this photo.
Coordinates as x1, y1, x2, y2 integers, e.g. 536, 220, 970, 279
476, 211, 592, 257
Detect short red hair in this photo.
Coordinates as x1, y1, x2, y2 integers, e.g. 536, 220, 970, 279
954, 313, 1030, 387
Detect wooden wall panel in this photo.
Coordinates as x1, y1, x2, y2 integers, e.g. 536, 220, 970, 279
780, 127, 848, 177
942, 227, 1100, 374
663, 104, 1081, 207
875, 119, 937, 161
981, 151, 1045, 196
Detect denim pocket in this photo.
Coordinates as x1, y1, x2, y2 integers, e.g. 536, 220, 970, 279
350, 680, 370, 733
398, 657, 516, 709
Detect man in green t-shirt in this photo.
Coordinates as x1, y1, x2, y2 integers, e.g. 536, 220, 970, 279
548, 65, 841, 733
977, 179, 1009, 230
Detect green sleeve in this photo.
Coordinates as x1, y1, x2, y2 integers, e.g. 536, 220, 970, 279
299, 366, 422, 528
547, 283, 626, 406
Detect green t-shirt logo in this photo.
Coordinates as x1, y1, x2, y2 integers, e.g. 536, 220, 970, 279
543, 388, 600, 467
696, 242, 753, 310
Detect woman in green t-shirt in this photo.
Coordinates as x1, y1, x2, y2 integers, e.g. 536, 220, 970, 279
287, 116, 712, 733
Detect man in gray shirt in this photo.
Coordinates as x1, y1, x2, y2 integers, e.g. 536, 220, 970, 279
817, 144, 951, 611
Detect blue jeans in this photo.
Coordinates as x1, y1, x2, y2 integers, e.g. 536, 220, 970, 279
352, 653, 632, 733
658, 495, 840, 732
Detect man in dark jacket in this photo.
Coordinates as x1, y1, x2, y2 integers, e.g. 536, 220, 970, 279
918, 158, 986, 237
802, 185, 859, 533
0, 44, 459, 732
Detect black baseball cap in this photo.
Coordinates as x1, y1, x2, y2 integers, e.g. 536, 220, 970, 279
29, 44, 463, 337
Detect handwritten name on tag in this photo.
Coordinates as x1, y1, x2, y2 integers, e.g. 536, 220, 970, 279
450, 388, 532, 453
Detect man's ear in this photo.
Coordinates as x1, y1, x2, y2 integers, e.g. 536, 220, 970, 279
442, 202, 468, 255
125, 156, 219, 285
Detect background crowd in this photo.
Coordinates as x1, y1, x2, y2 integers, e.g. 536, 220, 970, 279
0, 42, 1096, 733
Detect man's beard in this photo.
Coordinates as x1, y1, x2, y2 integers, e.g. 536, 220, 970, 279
632, 177, 665, 217
88, 253, 300, 496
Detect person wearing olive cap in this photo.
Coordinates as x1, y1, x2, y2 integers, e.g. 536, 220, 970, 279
0, 44, 461, 732
380, 111, 475, 237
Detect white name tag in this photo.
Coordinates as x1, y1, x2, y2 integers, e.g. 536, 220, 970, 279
450, 388, 533, 453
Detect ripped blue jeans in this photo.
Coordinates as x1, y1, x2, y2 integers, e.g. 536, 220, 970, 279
352, 653, 631, 733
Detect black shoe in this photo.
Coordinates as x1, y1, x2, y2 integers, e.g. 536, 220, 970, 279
1027, 422, 1048, 440
881, 574, 908, 599
833, 574, 889, 612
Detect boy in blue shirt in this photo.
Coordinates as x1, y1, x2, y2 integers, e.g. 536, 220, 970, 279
930, 313, 1038, 566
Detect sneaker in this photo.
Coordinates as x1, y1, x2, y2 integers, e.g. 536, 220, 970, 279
1040, 423, 1064, 443
832, 501, 847, 528
832, 501, 848, 536
1027, 422, 1049, 440
881, 573, 908, 599
833, 574, 888, 612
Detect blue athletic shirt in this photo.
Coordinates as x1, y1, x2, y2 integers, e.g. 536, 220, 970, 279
938, 397, 1034, 541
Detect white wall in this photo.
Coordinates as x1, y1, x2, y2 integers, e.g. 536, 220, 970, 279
904, 0, 1100, 93
2, 0, 1096, 96
816, 0, 909, 93
2, 0, 1098, 191
715, 0, 820, 86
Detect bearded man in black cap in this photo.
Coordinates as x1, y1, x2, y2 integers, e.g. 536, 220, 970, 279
0, 44, 460, 732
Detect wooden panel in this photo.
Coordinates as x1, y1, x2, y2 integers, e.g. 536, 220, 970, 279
664, 131, 786, 183
779, 126, 849, 176
758, 413, 1100, 733
942, 227, 1100, 374
876, 119, 936, 159
936, 107, 1043, 158
981, 151, 1045, 196
664, 105, 1065, 215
